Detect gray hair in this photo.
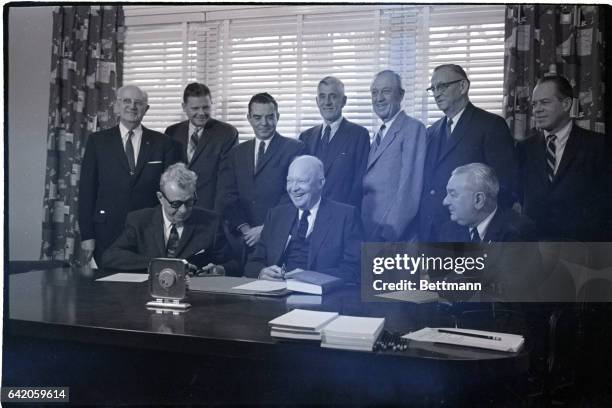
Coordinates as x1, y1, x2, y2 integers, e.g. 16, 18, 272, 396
290, 155, 325, 182
117, 85, 148, 103
318, 76, 345, 95
372, 70, 404, 93
160, 162, 197, 193
433, 64, 470, 83
451, 163, 499, 200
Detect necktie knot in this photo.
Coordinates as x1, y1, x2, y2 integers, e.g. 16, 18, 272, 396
322, 125, 331, 144
375, 124, 386, 146
446, 118, 453, 139
297, 209, 311, 239
256, 140, 266, 170
470, 228, 481, 243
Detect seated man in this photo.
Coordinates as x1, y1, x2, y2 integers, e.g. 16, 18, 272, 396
103, 163, 238, 275
439, 163, 535, 242
244, 155, 362, 282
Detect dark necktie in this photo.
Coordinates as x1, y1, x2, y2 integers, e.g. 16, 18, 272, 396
188, 128, 201, 161
166, 224, 179, 257
545, 134, 557, 183
256, 141, 266, 171
321, 125, 331, 146
470, 228, 481, 243
317, 125, 331, 159
297, 210, 311, 239
446, 118, 453, 140
375, 124, 386, 147
125, 130, 135, 174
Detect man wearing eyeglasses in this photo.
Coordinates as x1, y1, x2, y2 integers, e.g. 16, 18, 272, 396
79, 85, 178, 266
518, 75, 608, 241
103, 163, 237, 275
418, 64, 517, 242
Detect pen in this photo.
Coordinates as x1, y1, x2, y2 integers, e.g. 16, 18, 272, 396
438, 329, 502, 341
280, 263, 287, 280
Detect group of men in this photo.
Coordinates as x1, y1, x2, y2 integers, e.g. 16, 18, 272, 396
78, 64, 609, 283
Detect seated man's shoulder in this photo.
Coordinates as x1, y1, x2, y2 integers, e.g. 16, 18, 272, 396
127, 206, 159, 223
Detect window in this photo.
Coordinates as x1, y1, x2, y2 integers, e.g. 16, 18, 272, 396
124, 5, 505, 137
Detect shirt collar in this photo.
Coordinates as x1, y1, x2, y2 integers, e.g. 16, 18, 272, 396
188, 121, 205, 136
475, 207, 497, 241
256, 133, 275, 148
448, 106, 466, 127
161, 207, 183, 230
119, 122, 143, 140
381, 109, 402, 128
544, 119, 572, 143
322, 116, 344, 137
298, 197, 321, 220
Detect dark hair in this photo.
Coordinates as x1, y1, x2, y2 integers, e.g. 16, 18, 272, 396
183, 83, 212, 103
536, 75, 574, 99
433, 64, 470, 83
248, 92, 278, 114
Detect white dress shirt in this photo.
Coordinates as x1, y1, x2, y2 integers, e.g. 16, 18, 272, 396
473, 207, 497, 242
321, 116, 344, 143
119, 122, 143, 165
162, 210, 184, 244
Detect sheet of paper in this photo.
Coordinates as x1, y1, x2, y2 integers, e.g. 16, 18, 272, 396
233, 280, 287, 292
96, 273, 148, 283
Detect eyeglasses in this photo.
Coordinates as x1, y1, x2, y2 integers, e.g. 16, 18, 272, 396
120, 98, 147, 107
426, 79, 464, 95
161, 191, 197, 209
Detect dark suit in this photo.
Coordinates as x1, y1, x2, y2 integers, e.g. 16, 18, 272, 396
419, 102, 517, 241
102, 206, 238, 275
362, 111, 427, 241
164, 119, 238, 211
219, 133, 305, 231
79, 125, 177, 264
438, 208, 537, 242
244, 199, 363, 283
299, 118, 370, 208
519, 124, 608, 241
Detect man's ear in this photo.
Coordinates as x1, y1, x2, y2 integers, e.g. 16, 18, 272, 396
473, 191, 486, 210
561, 96, 573, 114
156, 191, 163, 202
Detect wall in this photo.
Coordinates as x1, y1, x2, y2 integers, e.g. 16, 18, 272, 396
8, 6, 53, 260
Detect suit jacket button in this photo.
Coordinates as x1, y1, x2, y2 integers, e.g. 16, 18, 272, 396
429, 189, 435, 195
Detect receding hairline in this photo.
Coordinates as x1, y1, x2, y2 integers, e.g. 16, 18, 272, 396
318, 76, 345, 95
289, 155, 325, 180
117, 85, 148, 103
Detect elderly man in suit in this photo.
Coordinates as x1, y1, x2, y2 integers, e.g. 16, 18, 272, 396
103, 163, 237, 275
79, 85, 177, 265
220, 92, 305, 250
361, 70, 427, 242
164, 83, 238, 211
439, 163, 536, 242
299, 76, 370, 209
418, 64, 517, 242
519, 75, 608, 241
244, 155, 362, 282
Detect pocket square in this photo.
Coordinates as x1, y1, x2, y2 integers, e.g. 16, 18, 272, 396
147, 161, 162, 164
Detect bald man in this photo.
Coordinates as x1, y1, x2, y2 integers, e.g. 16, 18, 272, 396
79, 85, 178, 265
244, 155, 362, 283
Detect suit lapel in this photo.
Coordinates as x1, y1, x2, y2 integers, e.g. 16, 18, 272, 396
273, 207, 298, 265
148, 207, 166, 257
483, 210, 503, 242
367, 113, 403, 170
554, 125, 580, 183
112, 126, 132, 174
133, 127, 152, 178
176, 219, 196, 257
309, 124, 324, 156
307, 200, 332, 269
254, 133, 281, 176
190, 120, 215, 165
323, 119, 350, 175
533, 133, 551, 188
436, 103, 472, 164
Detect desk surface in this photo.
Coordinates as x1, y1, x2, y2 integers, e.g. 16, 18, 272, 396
7, 267, 528, 363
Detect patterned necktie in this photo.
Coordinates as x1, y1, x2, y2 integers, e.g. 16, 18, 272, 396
188, 128, 201, 161
256, 140, 266, 171
125, 130, 135, 174
166, 224, 179, 257
470, 228, 481, 243
375, 124, 386, 147
321, 125, 331, 146
297, 210, 311, 239
545, 134, 557, 183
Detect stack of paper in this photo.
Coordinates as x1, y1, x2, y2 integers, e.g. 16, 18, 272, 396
321, 315, 385, 351
269, 309, 339, 340
285, 270, 343, 295
403, 327, 525, 353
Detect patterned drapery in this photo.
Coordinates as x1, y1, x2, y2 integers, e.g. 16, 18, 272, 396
41, 5, 124, 262
503, 5, 605, 141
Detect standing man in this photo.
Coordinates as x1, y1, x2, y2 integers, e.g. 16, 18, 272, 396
164, 83, 238, 211
519, 76, 608, 241
244, 156, 362, 283
79, 85, 177, 265
220, 93, 305, 250
299, 76, 370, 208
362, 70, 427, 242
418, 64, 517, 242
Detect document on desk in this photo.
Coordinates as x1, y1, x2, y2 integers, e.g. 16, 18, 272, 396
403, 327, 524, 353
233, 280, 287, 292
375, 290, 441, 304
96, 273, 149, 283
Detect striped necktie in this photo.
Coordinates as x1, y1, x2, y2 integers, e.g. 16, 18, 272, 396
125, 130, 135, 174
545, 134, 557, 183
188, 128, 201, 161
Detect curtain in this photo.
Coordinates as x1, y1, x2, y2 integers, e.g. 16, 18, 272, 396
40, 5, 125, 263
502, 5, 605, 141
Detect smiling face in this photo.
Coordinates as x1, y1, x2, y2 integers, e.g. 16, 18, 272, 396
247, 102, 278, 141
370, 72, 404, 122
316, 81, 346, 123
183, 95, 212, 128
286, 158, 324, 211
442, 173, 479, 227
531, 81, 572, 133
115, 86, 149, 128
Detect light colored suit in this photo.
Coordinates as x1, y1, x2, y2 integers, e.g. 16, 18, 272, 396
361, 111, 427, 241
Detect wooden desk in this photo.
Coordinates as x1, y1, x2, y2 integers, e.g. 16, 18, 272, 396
4, 267, 530, 405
